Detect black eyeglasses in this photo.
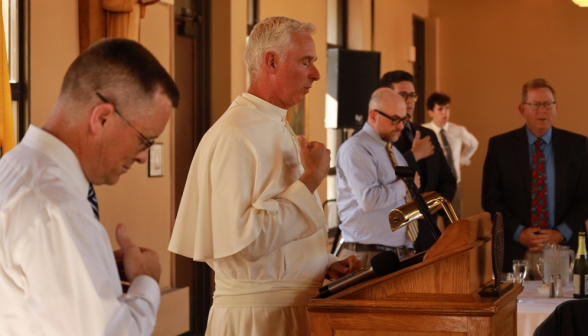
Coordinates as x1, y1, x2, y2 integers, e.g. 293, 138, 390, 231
96, 92, 155, 152
398, 92, 419, 102
374, 110, 411, 125
523, 101, 556, 110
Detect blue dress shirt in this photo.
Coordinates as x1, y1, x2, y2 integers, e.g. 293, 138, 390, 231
336, 122, 411, 247
512, 126, 572, 242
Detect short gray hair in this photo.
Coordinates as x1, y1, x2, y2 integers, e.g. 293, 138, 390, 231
244, 16, 316, 82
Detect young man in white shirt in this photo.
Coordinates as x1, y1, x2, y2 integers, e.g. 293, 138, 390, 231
422, 92, 478, 219
0, 38, 179, 336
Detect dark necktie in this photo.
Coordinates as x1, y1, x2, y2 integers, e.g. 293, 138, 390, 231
530, 139, 548, 229
88, 184, 100, 220
439, 129, 457, 178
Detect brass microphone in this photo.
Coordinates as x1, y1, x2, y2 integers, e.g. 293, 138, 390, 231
389, 191, 459, 232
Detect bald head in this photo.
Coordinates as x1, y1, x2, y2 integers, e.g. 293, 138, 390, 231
367, 88, 407, 143
369, 87, 405, 112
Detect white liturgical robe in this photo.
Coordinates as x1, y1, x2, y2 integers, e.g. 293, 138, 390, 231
169, 93, 339, 336
0, 126, 160, 336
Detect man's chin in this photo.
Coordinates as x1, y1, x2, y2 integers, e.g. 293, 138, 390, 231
390, 134, 401, 143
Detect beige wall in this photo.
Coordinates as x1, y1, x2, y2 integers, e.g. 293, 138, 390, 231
347, 0, 372, 51
30, 1, 175, 289
373, 0, 427, 75
427, 0, 588, 218
210, 0, 248, 124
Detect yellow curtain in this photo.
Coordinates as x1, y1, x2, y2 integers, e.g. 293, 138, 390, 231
0, 6, 14, 156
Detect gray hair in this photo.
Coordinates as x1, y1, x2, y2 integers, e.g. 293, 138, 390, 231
244, 16, 316, 82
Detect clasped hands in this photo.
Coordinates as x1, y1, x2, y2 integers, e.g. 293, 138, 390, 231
114, 223, 161, 284
518, 227, 563, 252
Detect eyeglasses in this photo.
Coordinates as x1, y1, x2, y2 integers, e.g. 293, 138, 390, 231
523, 101, 556, 110
398, 92, 419, 102
96, 92, 155, 152
374, 109, 411, 125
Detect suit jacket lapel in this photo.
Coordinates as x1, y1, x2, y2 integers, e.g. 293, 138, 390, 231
515, 126, 531, 196
552, 127, 566, 216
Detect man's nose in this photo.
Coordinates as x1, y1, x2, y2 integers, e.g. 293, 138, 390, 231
135, 149, 149, 164
310, 64, 320, 81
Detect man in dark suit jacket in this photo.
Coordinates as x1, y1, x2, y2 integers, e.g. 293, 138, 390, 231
379, 71, 457, 252
482, 78, 588, 276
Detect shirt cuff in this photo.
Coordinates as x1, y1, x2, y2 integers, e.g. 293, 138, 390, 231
327, 252, 340, 266
556, 223, 573, 243
513, 225, 525, 243
126, 275, 161, 309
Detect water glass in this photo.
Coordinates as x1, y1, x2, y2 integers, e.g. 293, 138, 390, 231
506, 272, 515, 283
513, 259, 528, 285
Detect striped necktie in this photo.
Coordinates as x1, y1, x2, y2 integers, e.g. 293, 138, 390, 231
88, 184, 99, 220
439, 129, 457, 178
386, 143, 419, 244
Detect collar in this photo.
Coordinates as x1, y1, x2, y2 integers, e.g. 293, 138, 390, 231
239, 93, 288, 122
21, 125, 89, 197
427, 121, 449, 133
362, 122, 388, 147
526, 125, 552, 145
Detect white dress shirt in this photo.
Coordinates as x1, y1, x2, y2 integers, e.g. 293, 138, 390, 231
169, 93, 338, 336
0, 126, 160, 336
336, 122, 411, 247
422, 121, 479, 183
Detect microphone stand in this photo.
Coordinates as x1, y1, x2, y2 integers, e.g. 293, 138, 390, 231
394, 167, 440, 241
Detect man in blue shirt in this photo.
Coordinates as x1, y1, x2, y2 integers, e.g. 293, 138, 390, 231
482, 78, 588, 278
336, 88, 420, 265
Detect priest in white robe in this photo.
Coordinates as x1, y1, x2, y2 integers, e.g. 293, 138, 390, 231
169, 16, 362, 336
0, 38, 180, 335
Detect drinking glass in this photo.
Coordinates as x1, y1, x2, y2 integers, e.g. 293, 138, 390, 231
506, 272, 515, 283
513, 259, 528, 285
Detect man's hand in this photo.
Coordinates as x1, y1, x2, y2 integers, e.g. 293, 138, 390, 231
518, 227, 563, 252
411, 130, 434, 161
414, 172, 421, 189
327, 256, 364, 280
114, 223, 161, 283
298, 136, 331, 193
403, 172, 421, 192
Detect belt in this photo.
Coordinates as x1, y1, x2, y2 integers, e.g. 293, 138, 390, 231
212, 274, 321, 308
342, 242, 413, 256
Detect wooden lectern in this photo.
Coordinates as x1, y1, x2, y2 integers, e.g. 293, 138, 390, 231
309, 213, 524, 335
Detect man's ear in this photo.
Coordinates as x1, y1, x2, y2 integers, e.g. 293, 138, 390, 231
367, 110, 377, 123
262, 51, 279, 74
518, 104, 525, 115
427, 109, 434, 118
89, 103, 115, 135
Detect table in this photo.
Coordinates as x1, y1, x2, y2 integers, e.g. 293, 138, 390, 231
517, 280, 575, 336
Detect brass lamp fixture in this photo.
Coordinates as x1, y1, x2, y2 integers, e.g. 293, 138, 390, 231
389, 191, 459, 232
572, 0, 588, 7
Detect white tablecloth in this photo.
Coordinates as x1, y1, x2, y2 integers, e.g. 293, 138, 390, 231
517, 280, 575, 336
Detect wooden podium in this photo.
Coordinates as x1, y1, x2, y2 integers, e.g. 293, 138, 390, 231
308, 212, 524, 335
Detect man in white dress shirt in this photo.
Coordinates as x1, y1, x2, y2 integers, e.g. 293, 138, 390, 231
0, 38, 179, 335
422, 92, 478, 219
337, 88, 420, 265
168, 16, 362, 336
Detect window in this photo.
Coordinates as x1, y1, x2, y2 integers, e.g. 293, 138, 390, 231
327, 0, 347, 49
247, 0, 258, 35
2, 0, 27, 143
